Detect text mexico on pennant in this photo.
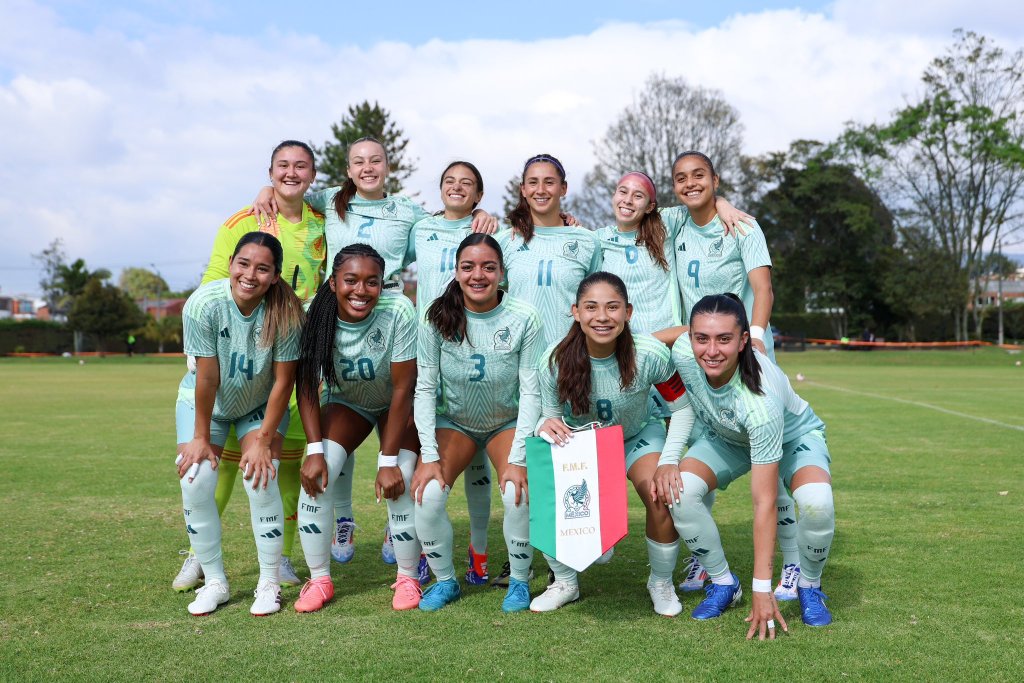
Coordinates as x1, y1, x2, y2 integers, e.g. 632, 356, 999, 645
526, 425, 628, 572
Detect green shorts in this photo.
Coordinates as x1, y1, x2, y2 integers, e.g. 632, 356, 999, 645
624, 419, 667, 471
435, 415, 517, 450
684, 428, 831, 491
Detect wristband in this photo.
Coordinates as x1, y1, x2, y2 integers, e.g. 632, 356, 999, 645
378, 453, 398, 469
305, 441, 324, 456
752, 577, 772, 593
750, 325, 765, 341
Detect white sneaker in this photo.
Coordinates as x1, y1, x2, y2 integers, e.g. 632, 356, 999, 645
331, 517, 356, 563
529, 580, 580, 612
647, 577, 683, 617
678, 555, 708, 592
187, 579, 229, 615
172, 550, 204, 592
774, 563, 800, 601
279, 556, 301, 587
250, 578, 282, 616
594, 547, 615, 565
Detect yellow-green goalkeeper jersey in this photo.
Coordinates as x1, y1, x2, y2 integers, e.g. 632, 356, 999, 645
181, 279, 301, 421
497, 227, 603, 359
202, 204, 326, 304
671, 333, 824, 465
306, 188, 430, 286
414, 295, 543, 465
325, 293, 417, 414
539, 334, 675, 441
594, 225, 681, 333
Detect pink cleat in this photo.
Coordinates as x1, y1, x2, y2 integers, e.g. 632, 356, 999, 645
391, 574, 423, 611
294, 577, 334, 613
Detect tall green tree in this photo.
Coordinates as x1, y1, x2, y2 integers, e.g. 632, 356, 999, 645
67, 279, 146, 352
118, 267, 169, 301
843, 31, 1024, 340
312, 101, 417, 193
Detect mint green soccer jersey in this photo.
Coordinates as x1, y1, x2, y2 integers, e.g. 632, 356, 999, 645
497, 227, 603, 358
409, 214, 472, 319
671, 333, 824, 465
181, 279, 300, 421
326, 294, 417, 414
306, 188, 430, 285
539, 334, 675, 441
414, 296, 543, 465
594, 225, 681, 333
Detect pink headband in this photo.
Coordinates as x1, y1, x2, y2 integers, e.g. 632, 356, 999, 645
618, 172, 656, 200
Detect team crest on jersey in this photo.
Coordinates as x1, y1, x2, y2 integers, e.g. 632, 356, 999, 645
368, 328, 386, 351
563, 479, 591, 519
707, 236, 725, 259
251, 325, 263, 343
563, 240, 580, 259
383, 200, 398, 217
718, 407, 739, 430
494, 327, 512, 350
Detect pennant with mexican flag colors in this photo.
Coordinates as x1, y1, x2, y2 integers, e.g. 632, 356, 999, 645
526, 425, 628, 572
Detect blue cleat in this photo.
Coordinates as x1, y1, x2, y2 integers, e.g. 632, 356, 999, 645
501, 578, 530, 613
691, 573, 742, 620
381, 525, 396, 565
417, 554, 432, 586
798, 585, 832, 626
418, 578, 461, 612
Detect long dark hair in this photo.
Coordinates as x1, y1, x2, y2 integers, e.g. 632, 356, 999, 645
689, 293, 762, 394
333, 136, 388, 221
508, 153, 565, 243
427, 233, 504, 344
618, 171, 669, 270
296, 244, 386, 401
550, 272, 637, 416
440, 160, 484, 209
230, 232, 304, 348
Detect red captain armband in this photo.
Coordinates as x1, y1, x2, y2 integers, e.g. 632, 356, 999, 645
654, 373, 686, 402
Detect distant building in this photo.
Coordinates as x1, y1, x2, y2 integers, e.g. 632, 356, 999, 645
973, 279, 1024, 308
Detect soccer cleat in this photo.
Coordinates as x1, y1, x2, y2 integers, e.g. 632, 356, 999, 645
678, 556, 709, 592
594, 547, 614, 565
278, 555, 301, 587
173, 550, 204, 592
294, 577, 334, 613
774, 564, 800, 601
529, 580, 580, 612
187, 579, 229, 616
490, 561, 534, 588
691, 573, 742, 620
647, 577, 683, 617
418, 578, 461, 612
465, 544, 489, 585
798, 585, 832, 626
250, 578, 282, 616
391, 574, 422, 611
381, 524, 396, 565
417, 554, 431, 586
502, 578, 531, 613
331, 517, 356, 563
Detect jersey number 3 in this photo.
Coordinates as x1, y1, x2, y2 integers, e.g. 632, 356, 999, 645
469, 354, 486, 382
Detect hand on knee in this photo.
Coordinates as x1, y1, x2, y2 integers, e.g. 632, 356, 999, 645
180, 460, 218, 501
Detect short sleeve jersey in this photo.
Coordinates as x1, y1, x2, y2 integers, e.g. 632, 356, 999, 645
306, 188, 430, 285
418, 296, 542, 436
539, 334, 675, 441
594, 225, 681, 333
671, 333, 824, 465
202, 204, 326, 304
182, 280, 301, 421
497, 227, 603, 357
326, 294, 417, 414
409, 214, 473, 319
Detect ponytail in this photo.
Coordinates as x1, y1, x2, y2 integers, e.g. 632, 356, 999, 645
689, 293, 762, 394
296, 280, 338, 402
260, 279, 304, 349
332, 136, 389, 221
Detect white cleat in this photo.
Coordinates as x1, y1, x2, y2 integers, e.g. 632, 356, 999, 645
278, 556, 301, 587
593, 547, 615, 565
648, 577, 683, 617
678, 555, 709, 592
774, 563, 800, 601
250, 578, 282, 616
172, 550, 204, 592
529, 580, 580, 612
187, 579, 229, 616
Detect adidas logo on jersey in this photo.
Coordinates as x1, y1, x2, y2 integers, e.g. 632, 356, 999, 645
677, 242, 686, 252
427, 233, 439, 241
219, 327, 230, 338
517, 243, 530, 252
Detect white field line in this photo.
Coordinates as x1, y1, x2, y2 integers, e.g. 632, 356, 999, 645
803, 380, 1024, 433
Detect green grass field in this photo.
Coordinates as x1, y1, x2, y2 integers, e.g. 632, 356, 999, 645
1, 349, 1021, 682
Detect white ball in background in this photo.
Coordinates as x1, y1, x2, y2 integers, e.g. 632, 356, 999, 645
796, 373, 805, 382
1016, 361, 1021, 367
78, 360, 85, 365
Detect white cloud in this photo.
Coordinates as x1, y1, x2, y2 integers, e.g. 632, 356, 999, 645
1, 1, 1020, 293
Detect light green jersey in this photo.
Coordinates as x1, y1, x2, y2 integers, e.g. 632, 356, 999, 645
326, 294, 417, 414
539, 334, 675, 441
497, 227, 603, 357
594, 225, 681, 333
671, 333, 824, 465
181, 279, 300, 421
414, 296, 543, 465
306, 188, 430, 285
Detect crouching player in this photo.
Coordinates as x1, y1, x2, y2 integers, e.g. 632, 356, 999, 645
174, 233, 304, 616
653, 293, 835, 639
